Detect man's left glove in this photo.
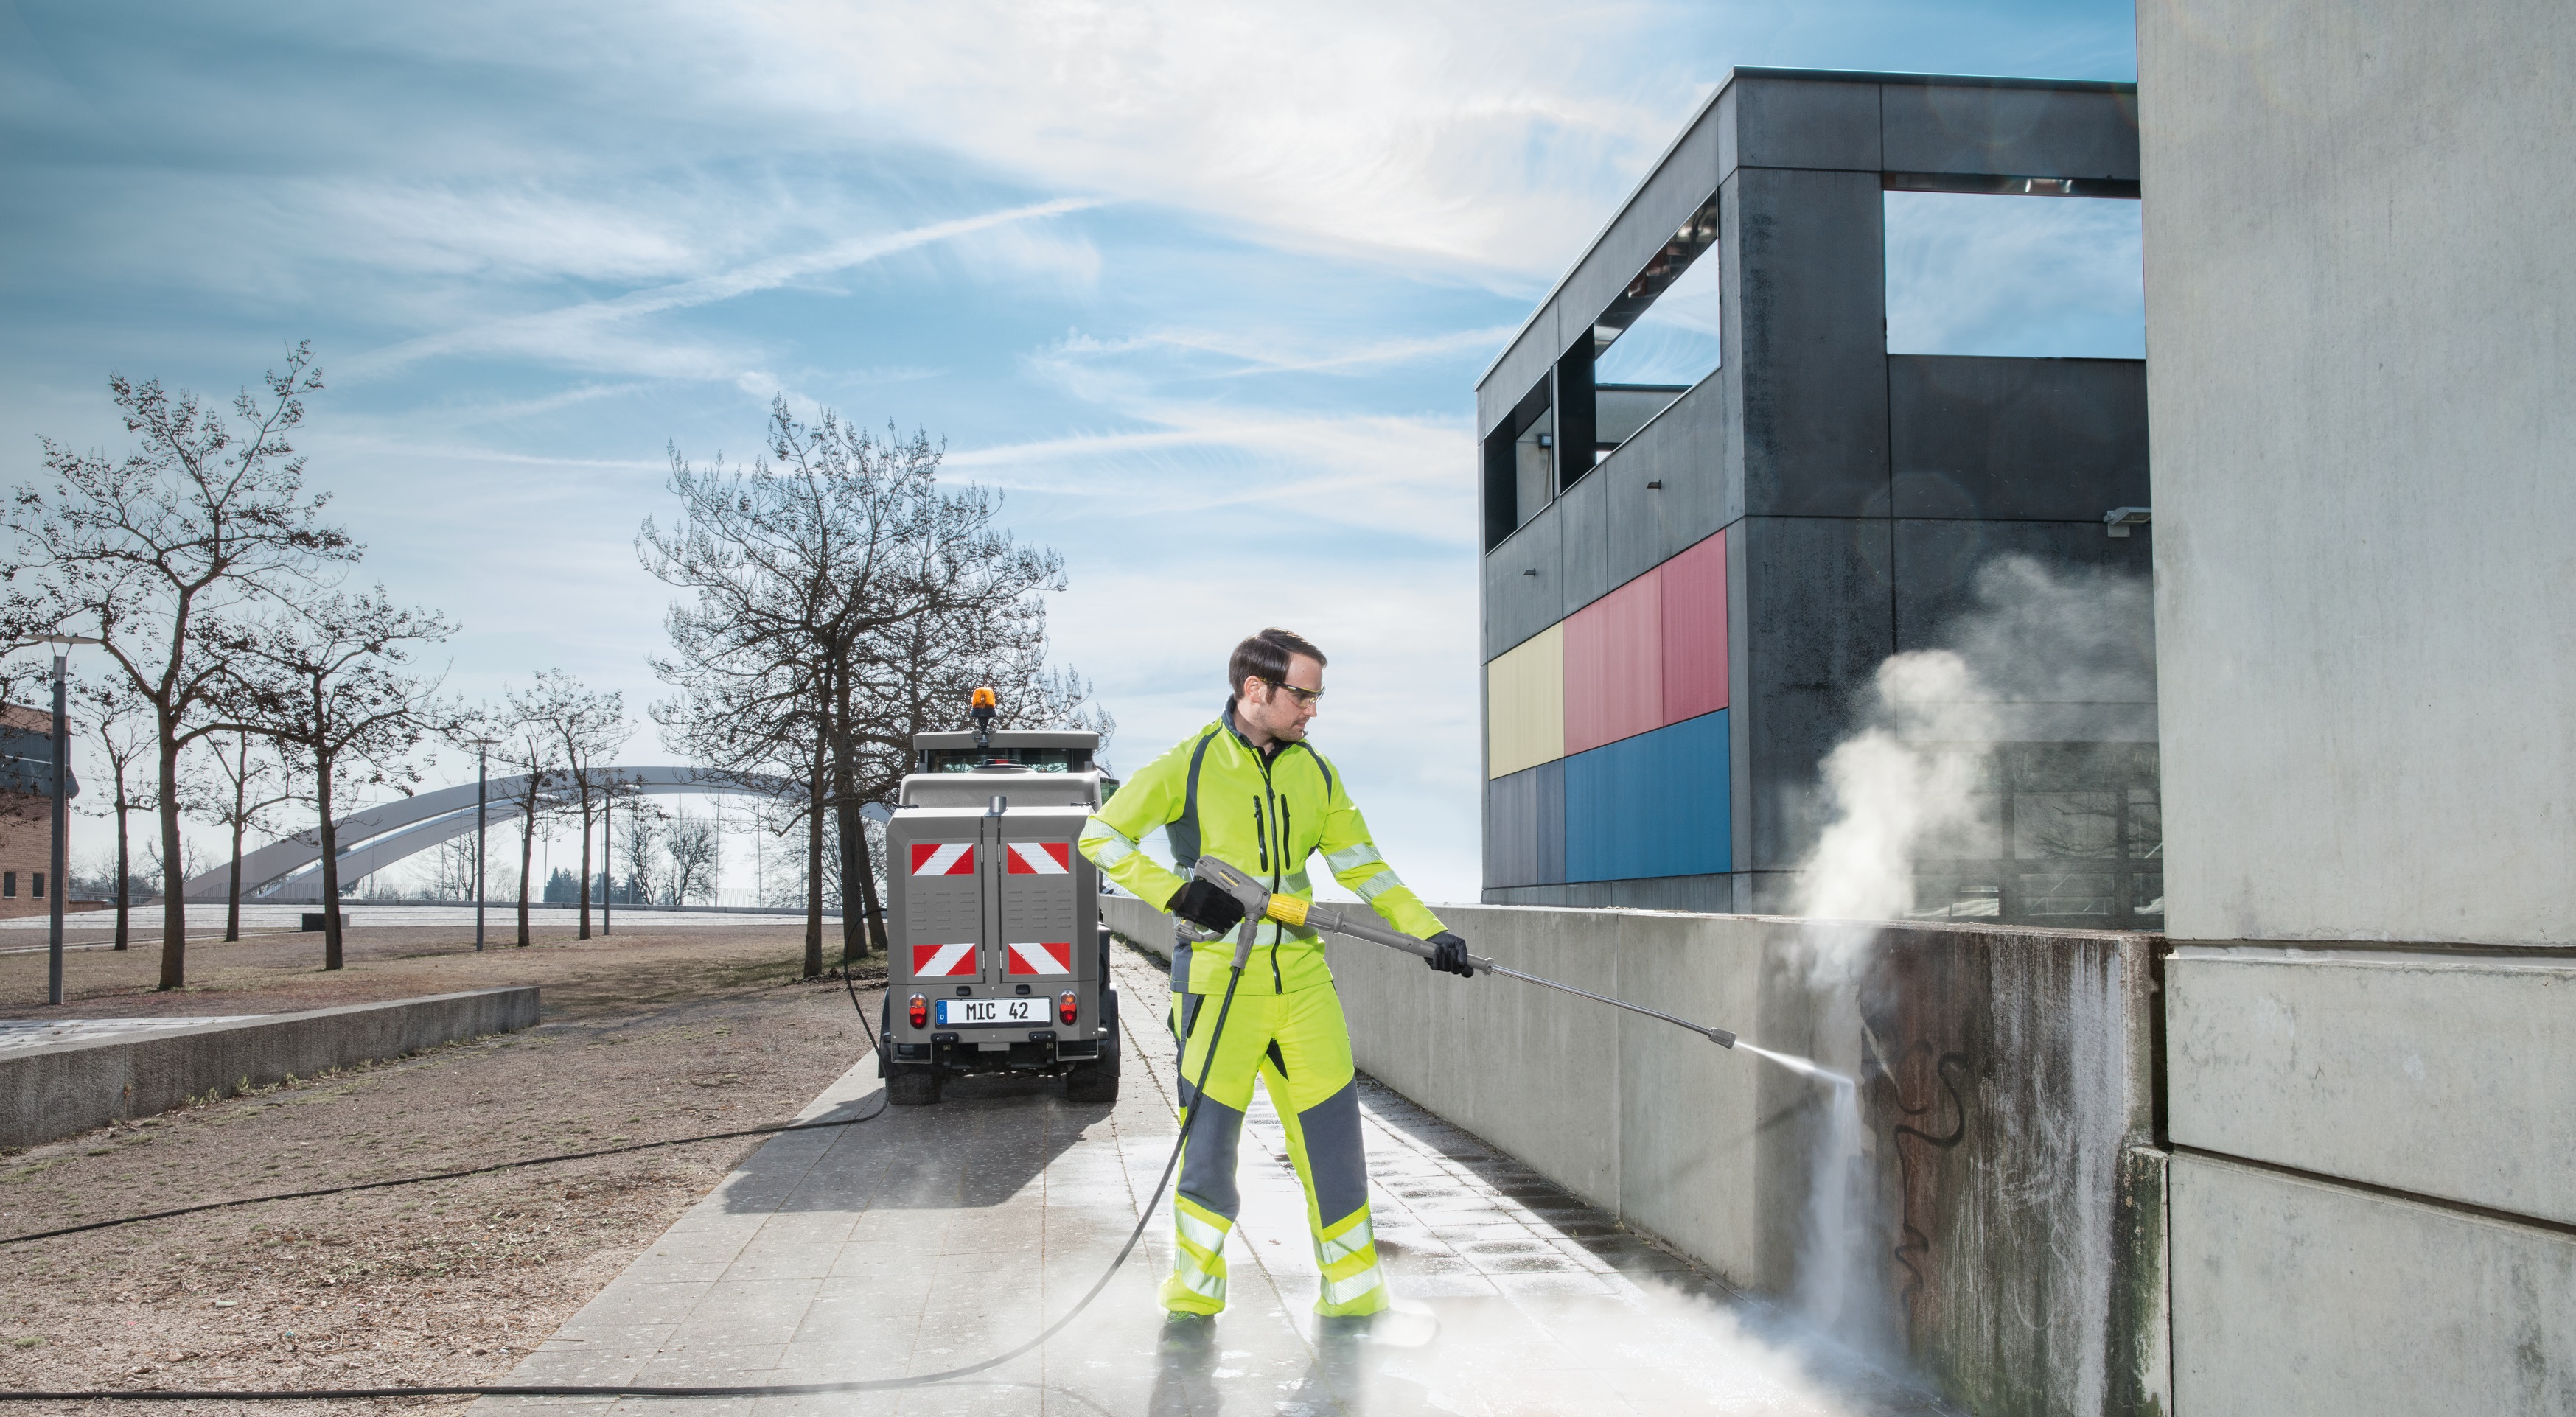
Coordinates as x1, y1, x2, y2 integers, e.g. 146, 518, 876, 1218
1426, 931, 1476, 978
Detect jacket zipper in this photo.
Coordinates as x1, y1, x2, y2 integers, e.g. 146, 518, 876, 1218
1255, 752, 1285, 993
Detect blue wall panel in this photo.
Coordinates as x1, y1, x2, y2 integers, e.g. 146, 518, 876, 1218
1564, 710, 1730, 883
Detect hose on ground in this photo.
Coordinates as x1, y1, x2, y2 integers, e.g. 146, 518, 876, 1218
0, 944, 1239, 1403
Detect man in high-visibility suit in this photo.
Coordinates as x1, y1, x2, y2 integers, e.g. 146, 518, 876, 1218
1080, 628, 1476, 1320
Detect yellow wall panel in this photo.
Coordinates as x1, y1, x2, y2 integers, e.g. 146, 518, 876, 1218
1486, 623, 1566, 780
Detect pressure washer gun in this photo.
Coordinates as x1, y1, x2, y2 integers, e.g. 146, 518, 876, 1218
1184, 856, 1736, 1049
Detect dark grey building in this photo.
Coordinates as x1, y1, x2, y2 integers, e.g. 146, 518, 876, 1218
1476, 67, 2160, 926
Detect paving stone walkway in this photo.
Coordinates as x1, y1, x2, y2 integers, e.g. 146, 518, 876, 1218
475, 946, 1952, 1416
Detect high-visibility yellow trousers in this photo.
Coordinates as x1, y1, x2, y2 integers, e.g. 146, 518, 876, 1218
1161, 968, 1389, 1318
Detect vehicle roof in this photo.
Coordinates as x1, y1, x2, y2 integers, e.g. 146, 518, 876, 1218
913, 730, 1100, 751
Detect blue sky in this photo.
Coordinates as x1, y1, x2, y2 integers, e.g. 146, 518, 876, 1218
1, 1, 2142, 903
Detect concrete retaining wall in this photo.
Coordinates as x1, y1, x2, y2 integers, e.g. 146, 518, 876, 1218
0, 987, 539, 1150
1103, 896, 2167, 1417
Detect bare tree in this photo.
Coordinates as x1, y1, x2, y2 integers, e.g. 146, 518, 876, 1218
1, 345, 359, 987
614, 802, 665, 906
205, 589, 454, 969
664, 807, 721, 905
641, 399, 1091, 970
422, 834, 479, 902
492, 701, 568, 947
194, 730, 296, 942
71, 677, 156, 951
510, 671, 626, 939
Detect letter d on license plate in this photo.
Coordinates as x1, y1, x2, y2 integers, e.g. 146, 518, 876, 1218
937, 996, 1048, 1027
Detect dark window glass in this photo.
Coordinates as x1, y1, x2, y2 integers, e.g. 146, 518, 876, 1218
921, 748, 1089, 774
32, 872, 45, 899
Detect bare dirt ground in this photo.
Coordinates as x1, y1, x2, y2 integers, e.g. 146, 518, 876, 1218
0, 917, 887, 1414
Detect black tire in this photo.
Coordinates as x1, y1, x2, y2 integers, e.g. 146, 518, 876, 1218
888, 1066, 943, 1106
1064, 1035, 1120, 1104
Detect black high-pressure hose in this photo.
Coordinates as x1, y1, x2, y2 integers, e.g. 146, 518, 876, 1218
0, 943, 1248, 1404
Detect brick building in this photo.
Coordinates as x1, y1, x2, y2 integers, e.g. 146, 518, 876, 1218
0, 703, 79, 920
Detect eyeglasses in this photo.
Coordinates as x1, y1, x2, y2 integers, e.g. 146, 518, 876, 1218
1258, 678, 1324, 706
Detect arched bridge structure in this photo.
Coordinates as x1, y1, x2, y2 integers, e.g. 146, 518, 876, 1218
181, 766, 802, 904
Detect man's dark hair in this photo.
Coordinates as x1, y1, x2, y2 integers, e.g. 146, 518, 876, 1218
1229, 628, 1327, 694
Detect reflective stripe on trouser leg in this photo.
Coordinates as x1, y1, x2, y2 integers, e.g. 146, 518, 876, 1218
1159, 1192, 1234, 1315
1162, 985, 1271, 1315
1265, 987, 1390, 1317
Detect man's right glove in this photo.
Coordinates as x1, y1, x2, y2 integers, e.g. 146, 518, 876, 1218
1427, 931, 1476, 978
1168, 878, 1247, 936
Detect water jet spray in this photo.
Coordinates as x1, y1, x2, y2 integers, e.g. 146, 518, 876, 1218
1187, 858, 1846, 1085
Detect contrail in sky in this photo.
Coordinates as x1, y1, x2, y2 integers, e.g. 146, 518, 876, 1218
341, 196, 1104, 378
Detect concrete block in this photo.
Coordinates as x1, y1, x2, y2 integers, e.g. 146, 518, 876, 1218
0, 987, 540, 1149
2171, 1152, 2576, 1416
1598, 436, 1672, 603
1555, 462, 1613, 612
1481, 500, 1563, 661
1724, 167, 1890, 517
2140, 0, 2576, 945
1880, 83, 2140, 181
1731, 72, 1884, 172
1638, 377, 1741, 565
1739, 515, 1896, 870
1888, 355, 2149, 521
2168, 950, 2576, 1225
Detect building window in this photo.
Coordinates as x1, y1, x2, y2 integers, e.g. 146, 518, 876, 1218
1481, 377, 1554, 550
1582, 193, 1718, 463
31, 872, 43, 899
3, 872, 13, 898
1882, 186, 2143, 359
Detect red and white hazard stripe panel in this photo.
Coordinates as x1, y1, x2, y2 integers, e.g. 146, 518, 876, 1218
911, 942, 977, 978
1006, 941, 1074, 976
1004, 842, 1071, 875
910, 842, 976, 876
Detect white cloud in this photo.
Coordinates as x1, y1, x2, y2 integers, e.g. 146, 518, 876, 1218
709, 0, 1701, 279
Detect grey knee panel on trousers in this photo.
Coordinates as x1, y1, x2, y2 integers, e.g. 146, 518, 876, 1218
1178, 1095, 1247, 1220
1296, 1080, 1369, 1223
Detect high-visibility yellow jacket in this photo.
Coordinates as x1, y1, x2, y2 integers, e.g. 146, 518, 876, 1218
1081, 704, 1445, 996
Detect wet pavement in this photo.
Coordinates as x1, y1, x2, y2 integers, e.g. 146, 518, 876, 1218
475, 944, 1952, 1415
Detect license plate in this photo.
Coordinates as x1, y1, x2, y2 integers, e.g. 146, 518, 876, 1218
936, 996, 1053, 1027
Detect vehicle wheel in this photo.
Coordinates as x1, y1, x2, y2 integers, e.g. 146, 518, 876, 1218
888, 1066, 943, 1106
1065, 1037, 1120, 1104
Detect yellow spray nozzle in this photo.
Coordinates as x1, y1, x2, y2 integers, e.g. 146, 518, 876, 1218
1263, 894, 1309, 928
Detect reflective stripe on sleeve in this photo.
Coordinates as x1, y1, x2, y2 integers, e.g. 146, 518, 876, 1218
1355, 869, 1405, 902
1079, 818, 1138, 868
1324, 843, 1383, 873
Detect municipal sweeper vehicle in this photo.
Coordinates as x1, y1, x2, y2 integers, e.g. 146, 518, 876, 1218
879, 689, 1118, 1105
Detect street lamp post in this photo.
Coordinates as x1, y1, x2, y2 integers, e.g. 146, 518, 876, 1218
37, 634, 103, 1007
601, 788, 612, 939
467, 738, 495, 951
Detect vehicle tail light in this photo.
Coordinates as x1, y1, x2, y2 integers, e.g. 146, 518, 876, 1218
907, 995, 928, 1029
1058, 991, 1078, 1026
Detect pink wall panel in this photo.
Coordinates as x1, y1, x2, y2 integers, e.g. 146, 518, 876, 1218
1563, 567, 1663, 755
1661, 528, 1728, 721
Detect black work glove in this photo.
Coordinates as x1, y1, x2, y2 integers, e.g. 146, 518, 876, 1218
1427, 931, 1476, 978
1168, 878, 1246, 935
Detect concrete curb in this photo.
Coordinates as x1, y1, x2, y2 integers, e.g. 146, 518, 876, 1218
0, 987, 540, 1150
